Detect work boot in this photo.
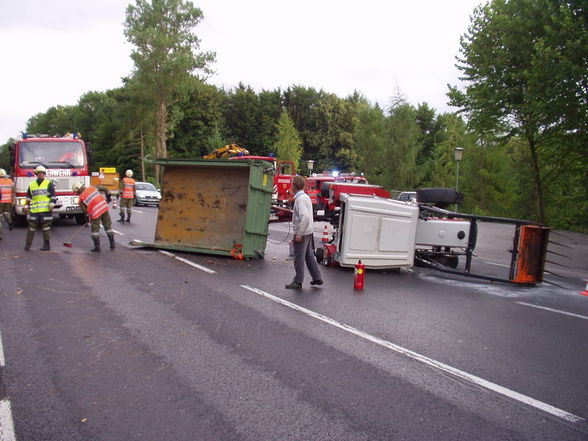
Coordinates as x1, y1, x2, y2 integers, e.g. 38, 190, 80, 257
126, 213, 131, 223
24, 243, 31, 251
107, 233, 115, 250
40, 241, 50, 251
91, 237, 101, 252
118, 213, 125, 223
8, 222, 13, 231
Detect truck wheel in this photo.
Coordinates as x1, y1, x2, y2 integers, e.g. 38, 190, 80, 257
13, 214, 27, 227
315, 247, 324, 264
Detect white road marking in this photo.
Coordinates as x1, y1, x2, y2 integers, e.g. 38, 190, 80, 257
0, 330, 4, 367
241, 284, 584, 424
0, 400, 16, 441
158, 250, 216, 274
516, 302, 588, 321
484, 261, 510, 268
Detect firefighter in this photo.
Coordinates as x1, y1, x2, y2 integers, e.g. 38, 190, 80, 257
0, 168, 15, 238
118, 169, 136, 223
72, 182, 115, 252
24, 165, 56, 251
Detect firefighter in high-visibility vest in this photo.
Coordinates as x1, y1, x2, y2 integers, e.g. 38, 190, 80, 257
72, 182, 115, 252
118, 169, 136, 223
0, 168, 15, 239
24, 165, 56, 251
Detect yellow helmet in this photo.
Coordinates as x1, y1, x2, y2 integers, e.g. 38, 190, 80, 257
34, 165, 47, 174
0, 168, 6, 177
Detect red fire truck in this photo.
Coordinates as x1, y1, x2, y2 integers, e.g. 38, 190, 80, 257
9, 133, 91, 225
305, 172, 370, 218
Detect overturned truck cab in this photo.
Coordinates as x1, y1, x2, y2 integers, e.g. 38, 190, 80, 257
318, 188, 549, 286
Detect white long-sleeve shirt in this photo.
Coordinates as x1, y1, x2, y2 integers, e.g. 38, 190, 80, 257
292, 190, 314, 236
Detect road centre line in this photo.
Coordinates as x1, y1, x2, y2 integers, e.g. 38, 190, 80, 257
0, 400, 16, 441
158, 250, 216, 274
484, 261, 510, 268
0, 330, 4, 367
516, 302, 588, 321
241, 284, 584, 424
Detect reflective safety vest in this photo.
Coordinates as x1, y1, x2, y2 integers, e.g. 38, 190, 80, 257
29, 179, 51, 213
121, 177, 136, 199
0, 177, 14, 203
80, 186, 109, 220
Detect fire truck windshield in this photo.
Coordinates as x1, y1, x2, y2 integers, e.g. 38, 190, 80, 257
19, 141, 85, 168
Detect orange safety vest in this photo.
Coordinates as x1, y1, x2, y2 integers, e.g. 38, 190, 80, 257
0, 177, 14, 203
80, 186, 109, 220
121, 177, 136, 199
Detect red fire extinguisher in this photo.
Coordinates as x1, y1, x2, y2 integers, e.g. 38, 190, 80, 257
354, 258, 365, 291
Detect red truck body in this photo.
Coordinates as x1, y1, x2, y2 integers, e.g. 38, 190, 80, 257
318, 181, 390, 219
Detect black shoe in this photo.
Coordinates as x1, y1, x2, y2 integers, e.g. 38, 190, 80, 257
310, 279, 323, 286
8, 223, 13, 231
40, 241, 50, 251
24, 244, 31, 251
285, 282, 302, 289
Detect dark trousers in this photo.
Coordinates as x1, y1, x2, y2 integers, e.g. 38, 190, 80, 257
292, 234, 322, 284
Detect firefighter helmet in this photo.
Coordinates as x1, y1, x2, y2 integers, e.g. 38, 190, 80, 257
34, 165, 47, 174
125, 169, 133, 178
72, 182, 84, 193
0, 168, 6, 177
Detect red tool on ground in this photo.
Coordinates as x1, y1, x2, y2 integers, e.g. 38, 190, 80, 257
63, 221, 89, 247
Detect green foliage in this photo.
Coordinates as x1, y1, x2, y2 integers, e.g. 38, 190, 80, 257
448, 0, 588, 225
273, 110, 303, 169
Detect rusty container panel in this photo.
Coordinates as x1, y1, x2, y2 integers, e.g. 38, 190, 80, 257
152, 158, 273, 258
512, 225, 550, 284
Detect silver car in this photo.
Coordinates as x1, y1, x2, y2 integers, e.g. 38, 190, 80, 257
134, 182, 161, 206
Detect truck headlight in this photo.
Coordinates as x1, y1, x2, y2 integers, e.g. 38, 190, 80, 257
18, 198, 28, 206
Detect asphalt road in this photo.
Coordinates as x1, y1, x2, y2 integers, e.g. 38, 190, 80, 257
0, 205, 587, 441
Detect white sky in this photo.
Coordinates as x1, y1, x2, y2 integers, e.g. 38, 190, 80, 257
0, 0, 482, 143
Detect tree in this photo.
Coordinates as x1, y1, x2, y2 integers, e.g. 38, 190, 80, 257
273, 110, 303, 169
448, 0, 588, 223
124, 0, 215, 184
354, 100, 387, 183
380, 101, 422, 191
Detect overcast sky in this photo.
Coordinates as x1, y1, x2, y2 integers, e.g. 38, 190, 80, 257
0, 0, 483, 143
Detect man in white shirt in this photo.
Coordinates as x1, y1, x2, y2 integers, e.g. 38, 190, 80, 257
285, 175, 323, 289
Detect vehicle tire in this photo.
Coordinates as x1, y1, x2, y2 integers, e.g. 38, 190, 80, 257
314, 247, 324, 264
134, 198, 138, 206
416, 188, 463, 207
75, 214, 87, 225
13, 213, 27, 227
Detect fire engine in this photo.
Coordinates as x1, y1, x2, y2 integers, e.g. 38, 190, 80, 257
9, 133, 91, 225
305, 172, 368, 207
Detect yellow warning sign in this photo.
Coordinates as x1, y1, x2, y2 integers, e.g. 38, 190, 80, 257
99, 167, 116, 173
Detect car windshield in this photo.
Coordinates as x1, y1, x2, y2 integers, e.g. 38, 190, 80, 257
19, 141, 86, 168
136, 183, 157, 191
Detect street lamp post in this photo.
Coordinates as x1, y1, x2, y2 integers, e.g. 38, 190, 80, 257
306, 159, 315, 176
454, 147, 464, 212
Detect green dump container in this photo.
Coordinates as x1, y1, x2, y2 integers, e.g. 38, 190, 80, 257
133, 158, 274, 259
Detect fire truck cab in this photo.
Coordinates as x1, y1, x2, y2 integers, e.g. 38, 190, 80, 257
9, 133, 91, 225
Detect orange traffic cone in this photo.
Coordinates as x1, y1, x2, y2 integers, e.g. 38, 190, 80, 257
322, 225, 330, 243
581, 281, 588, 296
